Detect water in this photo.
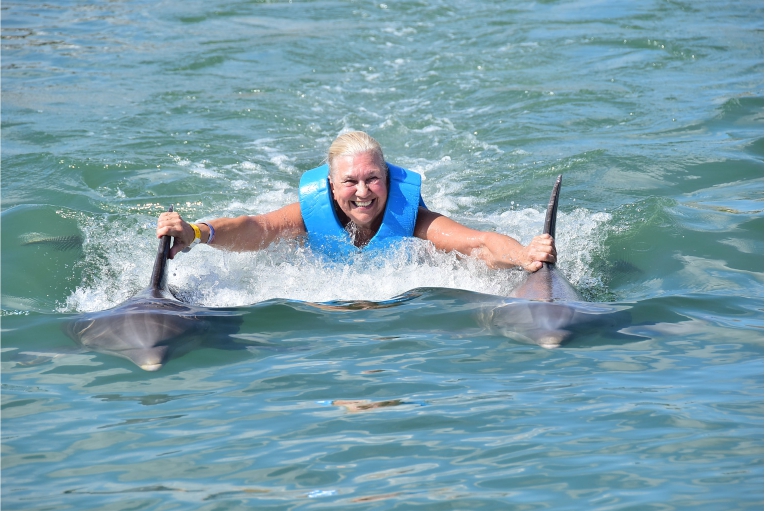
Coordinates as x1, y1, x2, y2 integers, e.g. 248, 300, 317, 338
2, 0, 762, 509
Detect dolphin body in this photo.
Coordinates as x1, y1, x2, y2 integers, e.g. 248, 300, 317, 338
486, 176, 629, 348
64, 207, 242, 371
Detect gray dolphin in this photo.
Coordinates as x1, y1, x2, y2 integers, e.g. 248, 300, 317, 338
486, 176, 629, 348
64, 207, 242, 371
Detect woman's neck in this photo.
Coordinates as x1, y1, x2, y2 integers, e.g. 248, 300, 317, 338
334, 204, 383, 248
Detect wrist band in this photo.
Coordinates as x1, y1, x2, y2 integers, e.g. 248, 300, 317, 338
199, 222, 215, 245
182, 223, 202, 253
189, 222, 201, 241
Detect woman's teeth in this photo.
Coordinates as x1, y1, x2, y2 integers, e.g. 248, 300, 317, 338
354, 200, 373, 207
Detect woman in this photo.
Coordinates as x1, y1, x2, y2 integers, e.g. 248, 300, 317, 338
156, 131, 556, 272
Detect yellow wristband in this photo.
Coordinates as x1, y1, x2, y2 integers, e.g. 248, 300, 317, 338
190, 222, 201, 241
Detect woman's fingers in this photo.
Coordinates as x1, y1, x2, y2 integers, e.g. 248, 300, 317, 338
523, 234, 557, 271
156, 212, 190, 259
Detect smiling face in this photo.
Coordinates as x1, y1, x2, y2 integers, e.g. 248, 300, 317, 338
329, 151, 388, 233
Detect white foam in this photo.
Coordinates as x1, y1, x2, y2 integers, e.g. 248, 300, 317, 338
248, 139, 298, 173
167, 239, 523, 307
63, 204, 610, 312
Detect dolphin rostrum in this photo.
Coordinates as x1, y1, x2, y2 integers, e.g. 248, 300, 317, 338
486, 175, 629, 348
64, 206, 242, 371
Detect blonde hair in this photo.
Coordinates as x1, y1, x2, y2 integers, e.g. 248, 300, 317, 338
327, 131, 386, 182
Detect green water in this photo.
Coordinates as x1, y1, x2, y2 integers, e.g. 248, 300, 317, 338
2, 0, 762, 509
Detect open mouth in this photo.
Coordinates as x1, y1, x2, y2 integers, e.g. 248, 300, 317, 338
353, 199, 374, 208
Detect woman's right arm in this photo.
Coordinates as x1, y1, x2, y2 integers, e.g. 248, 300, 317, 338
156, 202, 306, 259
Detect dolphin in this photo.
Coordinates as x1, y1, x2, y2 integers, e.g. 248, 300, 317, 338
486, 175, 630, 348
508, 175, 582, 303
64, 207, 242, 371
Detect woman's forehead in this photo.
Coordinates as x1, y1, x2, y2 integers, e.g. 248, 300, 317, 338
333, 152, 386, 178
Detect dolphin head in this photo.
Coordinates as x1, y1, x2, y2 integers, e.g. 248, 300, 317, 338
486, 299, 580, 348
64, 299, 208, 371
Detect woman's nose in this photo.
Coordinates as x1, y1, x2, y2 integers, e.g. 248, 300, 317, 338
356, 181, 369, 196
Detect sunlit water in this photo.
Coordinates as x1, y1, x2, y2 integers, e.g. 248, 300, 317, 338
2, 1, 762, 509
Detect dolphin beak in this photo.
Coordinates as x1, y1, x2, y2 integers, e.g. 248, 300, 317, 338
535, 329, 571, 349
124, 345, 170, 372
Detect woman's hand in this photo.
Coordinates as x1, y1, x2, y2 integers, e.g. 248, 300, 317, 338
519, 233, 557, 272
156, 211, 195, 259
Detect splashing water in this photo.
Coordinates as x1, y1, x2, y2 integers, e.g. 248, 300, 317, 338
63, 206, 611, 311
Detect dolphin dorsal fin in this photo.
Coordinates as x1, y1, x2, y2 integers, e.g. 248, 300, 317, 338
542, 175, 562, 269
543, 175, 562, 238
149, 205, 173, 291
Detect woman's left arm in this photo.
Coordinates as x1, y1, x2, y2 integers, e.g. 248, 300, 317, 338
413, 207, 556, 272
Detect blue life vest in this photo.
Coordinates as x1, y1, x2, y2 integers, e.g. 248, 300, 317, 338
298, 162, 425, 258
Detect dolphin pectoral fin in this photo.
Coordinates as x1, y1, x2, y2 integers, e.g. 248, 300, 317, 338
11, 346, 84, 367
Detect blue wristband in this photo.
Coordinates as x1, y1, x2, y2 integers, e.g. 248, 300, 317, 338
199, 222, 215, 245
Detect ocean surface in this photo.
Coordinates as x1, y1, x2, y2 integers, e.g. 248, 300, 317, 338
1, 0, 762, 509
